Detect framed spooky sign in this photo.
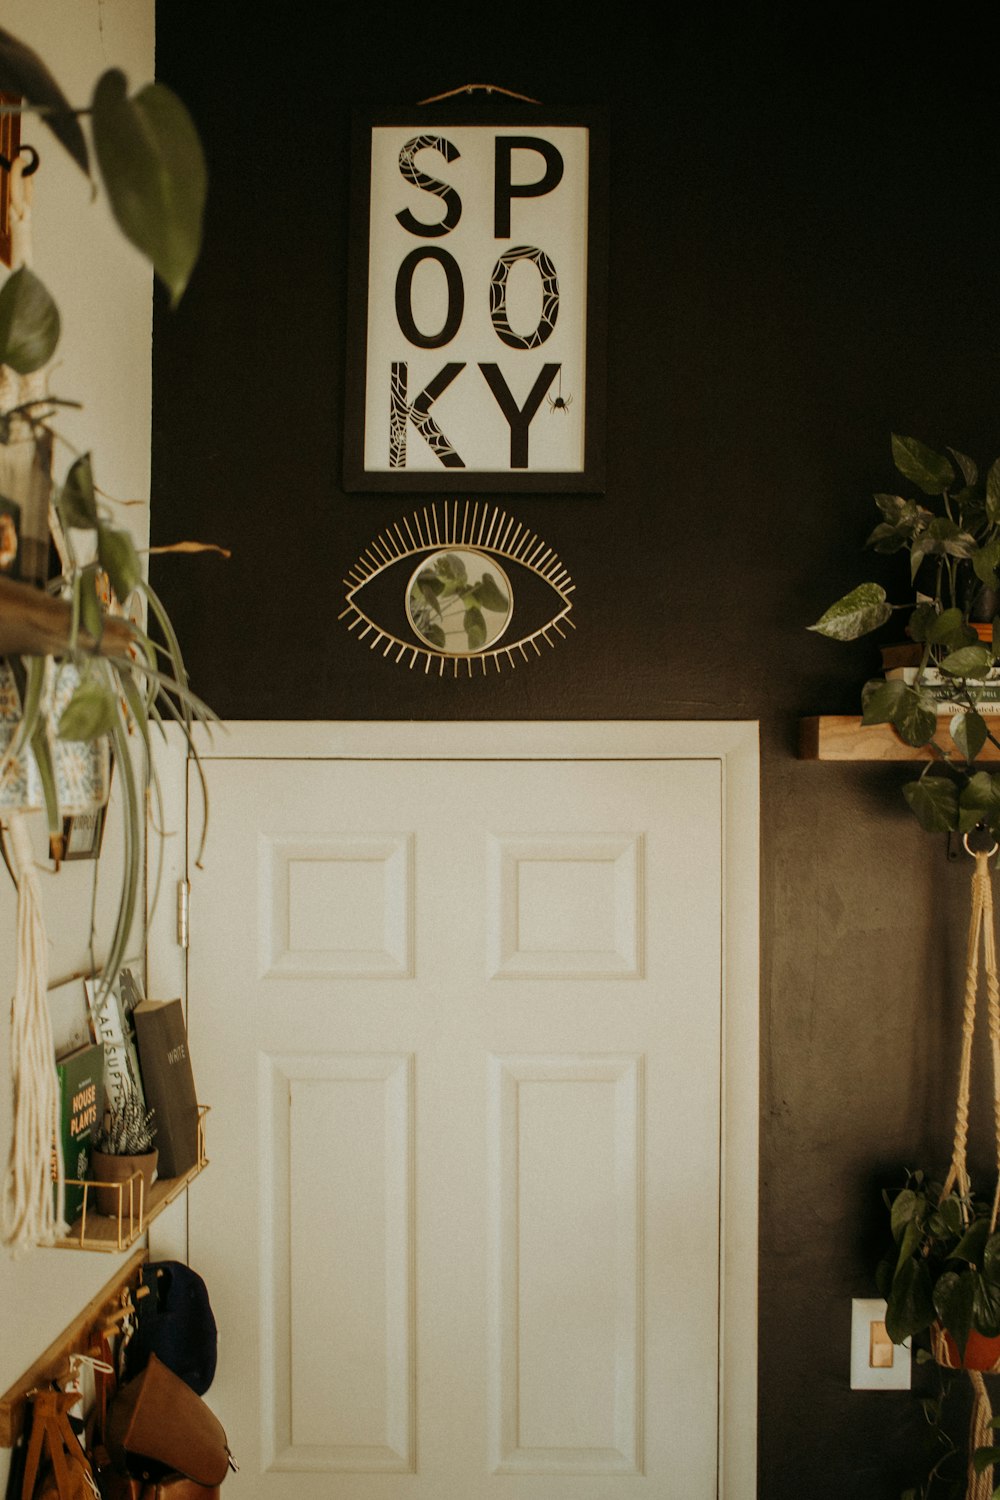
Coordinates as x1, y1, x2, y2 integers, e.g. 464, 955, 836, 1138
343, 104, 608, 493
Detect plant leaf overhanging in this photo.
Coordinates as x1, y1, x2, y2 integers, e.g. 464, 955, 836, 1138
0, 27, 220, 1008
92, 70, 206, 307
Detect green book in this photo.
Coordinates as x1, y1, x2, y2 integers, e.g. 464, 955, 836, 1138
54, 1039, 104, 1224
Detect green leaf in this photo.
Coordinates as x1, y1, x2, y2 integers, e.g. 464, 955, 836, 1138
908, 602, 938, 642
471, 573, 509, 613
987, 459, 1000, 524
892, 433, 956, 495
927, 608, 967, 645
903, 774, 960, 832
959, 772, 1000, 834
464, 605, 486, 652
934, 1268, 976, 1355
92, 70, 207, 308
57, 453, 98, 530
983, 1233, 1000, 1276
950, 448, 980, 487
808, 583, 892, 641
942, 645, 993, 679
886, 1254, 934, 1342
973, 1271, 1000, 1336
0, 26, 89, 174
57, 678, 118, 741
952, 711, 989, 763
973, 1447, 1000, 1475
97, 524, 141, 603
862, 678, 908, 725
423, 622, 445, 649
935, 1195, 964, 1236
923, 515, 977, 559
892, 690, 938, 747
0, 266, 60, 374
974, 538, 1000, 588
951, 1219, 990, 1264
76, 568, 105, 644
890, 1187, 920, 1240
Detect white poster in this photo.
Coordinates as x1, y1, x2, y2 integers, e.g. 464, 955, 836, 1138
345, 113, 605, 492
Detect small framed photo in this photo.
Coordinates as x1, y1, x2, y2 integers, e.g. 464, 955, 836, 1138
52, 805, 107, 864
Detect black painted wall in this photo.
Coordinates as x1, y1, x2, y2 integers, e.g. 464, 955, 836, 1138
151, 6, 1000, 1494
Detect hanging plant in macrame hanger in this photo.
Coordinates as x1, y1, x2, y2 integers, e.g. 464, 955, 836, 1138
880, 833, 1000, 1500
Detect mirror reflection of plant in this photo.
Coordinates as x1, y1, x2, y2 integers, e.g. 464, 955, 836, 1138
411, 552, 509, 653
809, 435, 1000, 835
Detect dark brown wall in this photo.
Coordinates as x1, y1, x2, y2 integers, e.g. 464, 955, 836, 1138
151, 6, 1000, 1494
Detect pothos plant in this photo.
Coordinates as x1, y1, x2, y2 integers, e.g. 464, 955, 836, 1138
809, 434, 1000, 837
878, 1171, 1000, 1357
0, 25, 216, 998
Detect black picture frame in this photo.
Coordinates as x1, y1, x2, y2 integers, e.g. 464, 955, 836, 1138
343, 103, 608, 495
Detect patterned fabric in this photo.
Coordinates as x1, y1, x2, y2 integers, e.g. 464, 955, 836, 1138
0, 661, 110, 814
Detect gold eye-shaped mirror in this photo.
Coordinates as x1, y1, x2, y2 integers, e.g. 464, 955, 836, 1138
405, 547, 513, 655
340, 500, 575, 676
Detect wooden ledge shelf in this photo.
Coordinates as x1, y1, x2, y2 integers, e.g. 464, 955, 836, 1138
52, 1106, 210, 1253
0, 1249, 147, 1447
800, 716, 1000, 762
54, 1154, 208, 1252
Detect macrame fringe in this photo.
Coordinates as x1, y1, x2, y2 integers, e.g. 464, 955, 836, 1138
1, 811, 65, 1252
969, 1371, 994, 1500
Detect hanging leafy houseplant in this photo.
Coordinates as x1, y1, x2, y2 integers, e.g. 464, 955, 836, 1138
809, 435, 1000, 835
877, 1171, 1000, 1358
0, 26, 218, 998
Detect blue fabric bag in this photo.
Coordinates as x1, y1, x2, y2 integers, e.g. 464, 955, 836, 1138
124, 1261, 218, 1396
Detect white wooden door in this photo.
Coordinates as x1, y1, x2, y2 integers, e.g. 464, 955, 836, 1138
179, 724, 758, 1499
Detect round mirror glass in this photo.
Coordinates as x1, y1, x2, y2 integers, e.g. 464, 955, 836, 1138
405, 547, 513, 655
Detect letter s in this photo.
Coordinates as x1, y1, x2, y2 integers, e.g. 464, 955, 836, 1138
396, 134, 462, 238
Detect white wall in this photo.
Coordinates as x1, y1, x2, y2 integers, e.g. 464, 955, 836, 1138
0, 2, 154, 1488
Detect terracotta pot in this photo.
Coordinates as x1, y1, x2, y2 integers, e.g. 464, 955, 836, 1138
89, 1148, 157, 1218
940, 1326, 1000, 1372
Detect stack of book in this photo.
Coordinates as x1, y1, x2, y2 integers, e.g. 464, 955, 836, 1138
883, 665, 1000, 715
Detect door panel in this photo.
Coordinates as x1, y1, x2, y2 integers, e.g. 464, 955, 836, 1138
187, 754, 724, 1498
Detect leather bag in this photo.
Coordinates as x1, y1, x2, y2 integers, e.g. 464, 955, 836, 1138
135, 1479, 218, 1500
98, 1476, 217, 1500
20, 1390, 97, 1500
104, 1357, 234, 1487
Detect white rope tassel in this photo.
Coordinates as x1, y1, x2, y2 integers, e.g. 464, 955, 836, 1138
2, 812, 64, 1250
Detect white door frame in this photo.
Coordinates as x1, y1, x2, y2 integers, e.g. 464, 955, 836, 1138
148, 719, 759, 1498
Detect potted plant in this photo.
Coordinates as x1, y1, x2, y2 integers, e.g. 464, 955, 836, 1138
89, 1089, 157, 1218
878, 1169, 1000, 1372
0, 24, 217, 999
809, 434, 1000, 837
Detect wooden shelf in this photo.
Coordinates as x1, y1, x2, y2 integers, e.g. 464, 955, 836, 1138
799, 716, 1000, 762
53, 1107, 210, 1253
0, 1249, 147, 1447
55, 1155, 208, 1253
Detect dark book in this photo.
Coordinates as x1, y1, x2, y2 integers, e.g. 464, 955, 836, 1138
54, 1039, 104, 1224
133, 998, 200, 1178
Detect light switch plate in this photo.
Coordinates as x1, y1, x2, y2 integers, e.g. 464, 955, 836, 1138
851, 1297, 911, 1389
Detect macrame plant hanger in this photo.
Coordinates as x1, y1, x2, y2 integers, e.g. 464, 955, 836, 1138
934, 837, 1000, 1500
0, 146, 66, 1253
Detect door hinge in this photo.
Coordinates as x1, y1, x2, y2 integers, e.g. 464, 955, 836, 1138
177, 878, 190, 949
